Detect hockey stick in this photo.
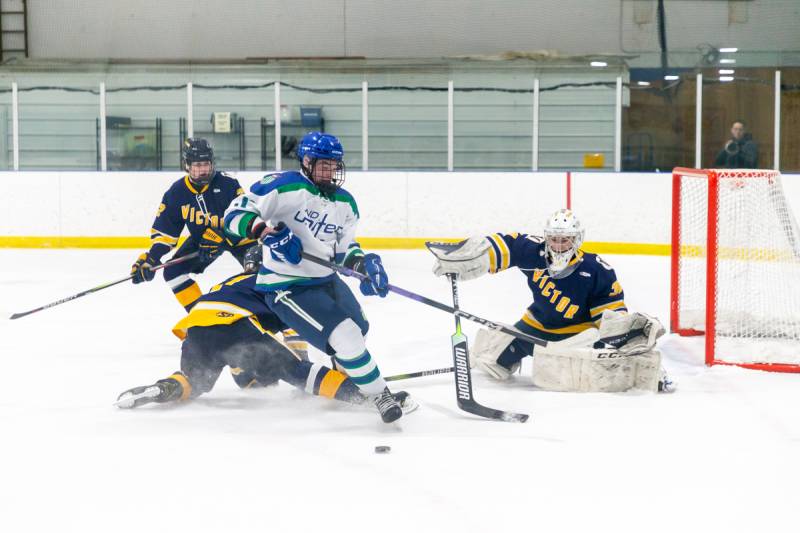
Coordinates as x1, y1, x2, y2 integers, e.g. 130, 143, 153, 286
384, 366, 454, 382
9, 252, 200, 320
299, 251, 548, 348
447, 273, 529, 423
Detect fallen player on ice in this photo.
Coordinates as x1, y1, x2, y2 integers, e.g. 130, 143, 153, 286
116, 261, 417, 418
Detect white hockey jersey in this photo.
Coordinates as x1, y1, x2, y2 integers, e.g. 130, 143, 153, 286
223, 171, 363, 291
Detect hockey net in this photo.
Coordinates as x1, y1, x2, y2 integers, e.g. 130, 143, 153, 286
670, 167, 800, 372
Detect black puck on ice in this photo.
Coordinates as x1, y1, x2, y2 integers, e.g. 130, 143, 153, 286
374, 445, 391, 454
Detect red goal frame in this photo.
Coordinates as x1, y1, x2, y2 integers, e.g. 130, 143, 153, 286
670, 167, 800, 373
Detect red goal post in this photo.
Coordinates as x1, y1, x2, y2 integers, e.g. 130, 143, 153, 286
670, 167, 800, 373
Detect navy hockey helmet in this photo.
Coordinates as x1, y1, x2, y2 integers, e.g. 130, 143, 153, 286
296, 131, 345, 194
182, 137, 215, 185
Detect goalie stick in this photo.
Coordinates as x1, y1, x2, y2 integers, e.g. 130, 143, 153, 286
446, 273, 529, 423
299, 251, 529, 421
9, 252, 199, 320
298, 251, 549, 348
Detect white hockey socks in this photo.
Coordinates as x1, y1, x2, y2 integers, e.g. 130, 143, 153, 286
328, 318, 387, 396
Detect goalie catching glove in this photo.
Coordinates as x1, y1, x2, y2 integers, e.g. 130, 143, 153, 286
429, 237, 491, 281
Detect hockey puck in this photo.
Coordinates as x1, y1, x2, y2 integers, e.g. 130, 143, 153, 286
374, 445, 391, 454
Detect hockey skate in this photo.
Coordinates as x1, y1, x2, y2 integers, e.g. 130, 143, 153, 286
658, 369, 676, 393
392, 391, 419, 415
115, 378, 182, 409
373, 387, 403, 423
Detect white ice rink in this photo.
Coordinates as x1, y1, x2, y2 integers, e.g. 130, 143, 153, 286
1, 249, 798, 533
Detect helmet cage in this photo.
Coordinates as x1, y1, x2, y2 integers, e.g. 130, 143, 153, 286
182, 138, 215, 185
302, 157, 346, 194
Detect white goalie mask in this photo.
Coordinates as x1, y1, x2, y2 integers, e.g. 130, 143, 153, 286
543, 209, 585, 278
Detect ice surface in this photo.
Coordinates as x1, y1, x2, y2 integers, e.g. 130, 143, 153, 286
1, 250, 798, 533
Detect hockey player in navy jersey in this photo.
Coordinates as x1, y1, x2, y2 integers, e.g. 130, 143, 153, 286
130, 138, 308, 369
431, 209, 672, 393
116, 265, 415, 413
130, 138, 254, 309
130, 138, 255, 308
223, 132, 409, 423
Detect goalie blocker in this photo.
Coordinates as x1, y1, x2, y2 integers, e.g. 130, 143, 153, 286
472, 310, 673, 393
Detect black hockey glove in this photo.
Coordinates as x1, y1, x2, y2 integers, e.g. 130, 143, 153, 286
131, 252, 161, 284
198, 228, 225, 264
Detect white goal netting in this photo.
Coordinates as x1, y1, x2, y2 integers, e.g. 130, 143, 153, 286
674, 169, 800, 367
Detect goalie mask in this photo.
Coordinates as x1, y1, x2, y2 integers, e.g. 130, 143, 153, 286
543, 209, 585, 278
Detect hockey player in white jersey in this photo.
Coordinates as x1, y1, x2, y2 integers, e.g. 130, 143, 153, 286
224, 132, 407, 423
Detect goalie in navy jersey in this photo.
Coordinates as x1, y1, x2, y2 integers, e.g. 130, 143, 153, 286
431, 209, 672, 393
116, 253, 415, 414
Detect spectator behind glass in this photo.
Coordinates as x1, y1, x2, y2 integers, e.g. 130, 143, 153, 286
714, 120, 759, 168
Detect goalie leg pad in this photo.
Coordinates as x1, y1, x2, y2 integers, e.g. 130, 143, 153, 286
532, 345, 664, 393
471, 328, 518, 380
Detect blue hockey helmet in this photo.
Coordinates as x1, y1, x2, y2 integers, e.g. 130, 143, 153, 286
182, 137, 215, 185
296, 131, 344, 162
296, 131, 345, 194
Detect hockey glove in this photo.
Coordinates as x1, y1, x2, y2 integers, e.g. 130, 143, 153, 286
357, 253, 389, 297
198, 228, 224, 264
261, 222, 303, 264
131, 252, 161, 284
429, 237, 491, 281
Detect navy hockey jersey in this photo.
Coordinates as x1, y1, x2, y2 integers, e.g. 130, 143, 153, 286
172, 273, 285, 340
486, 233, 627, 342
147, 172, 249, 261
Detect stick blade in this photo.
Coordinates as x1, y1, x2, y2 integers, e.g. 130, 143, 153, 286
458, 399, 530, 423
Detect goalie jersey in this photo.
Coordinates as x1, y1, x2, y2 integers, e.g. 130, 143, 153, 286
486, 233, 627, 342
172, 273, 286, 340
148, 172, 249, 261
223, 171, 364, 291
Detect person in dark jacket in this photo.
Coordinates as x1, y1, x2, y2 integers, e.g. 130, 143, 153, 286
714, 120, 759, 168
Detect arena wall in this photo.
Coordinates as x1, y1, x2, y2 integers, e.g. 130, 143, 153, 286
2, 171, 798, 254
